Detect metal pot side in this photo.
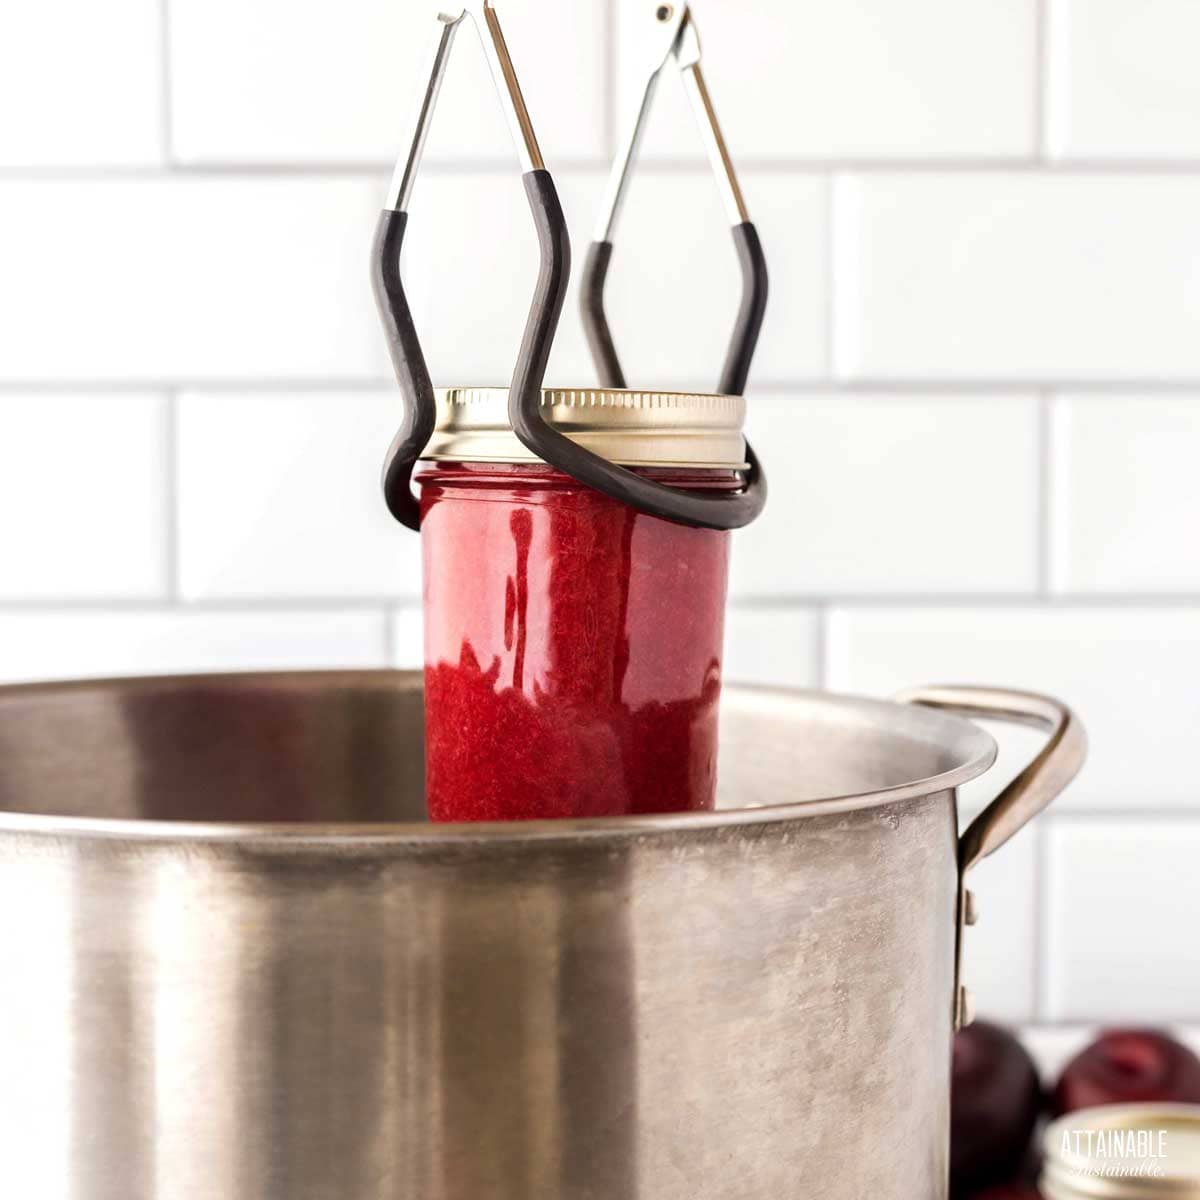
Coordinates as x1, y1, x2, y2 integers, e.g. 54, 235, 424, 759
0, 671, 1084, 1200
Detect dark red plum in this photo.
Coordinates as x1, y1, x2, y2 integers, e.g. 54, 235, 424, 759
1054, 1028, 1200, 1115
951, 1021, 1042, 1196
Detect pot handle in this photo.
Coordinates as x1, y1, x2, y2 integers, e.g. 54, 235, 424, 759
893, 685, 1087, 1027
894, 685, 1086, 871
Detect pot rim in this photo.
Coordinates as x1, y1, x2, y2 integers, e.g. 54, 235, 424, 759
0, 670, 998, 845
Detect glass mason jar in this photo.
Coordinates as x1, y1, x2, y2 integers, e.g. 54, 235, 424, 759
416, 387, 749, 822
1041, 1104, 1200, 1199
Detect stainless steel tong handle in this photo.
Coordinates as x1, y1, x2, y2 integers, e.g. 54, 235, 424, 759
593, 3, 746, 241
582, 2, 769, 403
388, 3, 543, 210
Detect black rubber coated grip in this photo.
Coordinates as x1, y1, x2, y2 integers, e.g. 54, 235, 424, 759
579, 220, 769, 399
375, 175, 767, 531
720, 222, 769, 397
373, 209, 435, 531
581, 240, 625, 388
572, 217, 770, 529
512, 175, 767, 531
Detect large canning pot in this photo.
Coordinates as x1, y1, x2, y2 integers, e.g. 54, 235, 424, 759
0, 671, 1085, 1200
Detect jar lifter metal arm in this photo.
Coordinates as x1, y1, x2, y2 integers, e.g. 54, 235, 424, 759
582, 4, 769, 399
373, 3, 569, 530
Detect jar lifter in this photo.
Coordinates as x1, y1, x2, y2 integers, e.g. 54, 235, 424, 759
373, 1, 767, 532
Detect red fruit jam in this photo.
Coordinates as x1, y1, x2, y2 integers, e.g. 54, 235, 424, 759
417, 460, 736, 821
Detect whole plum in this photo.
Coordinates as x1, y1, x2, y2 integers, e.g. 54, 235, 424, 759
951, 1021, 1042, 1196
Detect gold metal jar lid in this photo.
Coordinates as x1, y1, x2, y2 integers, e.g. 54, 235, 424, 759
420, 387, 749, 470
1041, 1105, 1200, 1199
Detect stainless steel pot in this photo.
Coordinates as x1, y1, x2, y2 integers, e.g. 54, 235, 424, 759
0, 671, 1085, 1200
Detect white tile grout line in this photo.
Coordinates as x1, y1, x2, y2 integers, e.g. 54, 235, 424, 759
0, 379, 399, 395
1036, 390, 1053, 597
0, 599, 423, 614
731, 594, 1200, 608
164, 390, 181, 603
381, 605, 397, 666
1038, 817, 1062, 1021
823, 173, 837, 378
1044, 809, 1200, 823
1021, 1021, 1200, 1037
3, 378, 1200, 396
19, 158, 1200, 179
813, 604, 829, 690
1031, 820, 1050, 1021
1042, 0, 1063, 160
4, 594, 1200, 613
602, 0, 617, 161
1023, 1023, 1200, 1038
1034, 0, 1049, 161
159, 0, 174, 167
818, 607, 834, 687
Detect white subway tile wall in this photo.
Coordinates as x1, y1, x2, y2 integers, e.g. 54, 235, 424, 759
957, 814, 1040, 1024
1022, 1027, 1200, 1081
0, 180, 387, 382
0, 0, 1197, 1032
827, 606, 1200, 810
721, 608, 821, 689
1051, 394, 1200, 594
591, 172, 828, 387
835, 174, 1200, 381
0, 0, 163, 167
0, 612, 387, 684
1046, 0, 1200, 160
401, 171, 599, 385
177, 390, 421, 599
0, 394, 168, 600
1044, 820, 1200, 1021
617, 0, 1038, 160
169, 0, 608, 165
731, 393, 1039, 596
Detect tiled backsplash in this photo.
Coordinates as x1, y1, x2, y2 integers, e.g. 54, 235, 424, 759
2, 0, 1198, 1055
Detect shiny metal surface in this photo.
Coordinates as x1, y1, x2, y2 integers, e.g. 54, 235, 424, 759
897, 686, 1086, 1028
596, 1, 749, 241
387, 2, 542, 216
387, 11, 464, 212
472, 1, 545, 173
0, 672, 1083, 1200
425, 386, 748, 468
677, 39, 751, 226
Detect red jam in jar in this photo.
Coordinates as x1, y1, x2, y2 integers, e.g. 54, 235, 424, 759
417, 387, 748, 822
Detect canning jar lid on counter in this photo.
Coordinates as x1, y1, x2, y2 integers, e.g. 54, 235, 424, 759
1041, 1104, 1200, 1199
